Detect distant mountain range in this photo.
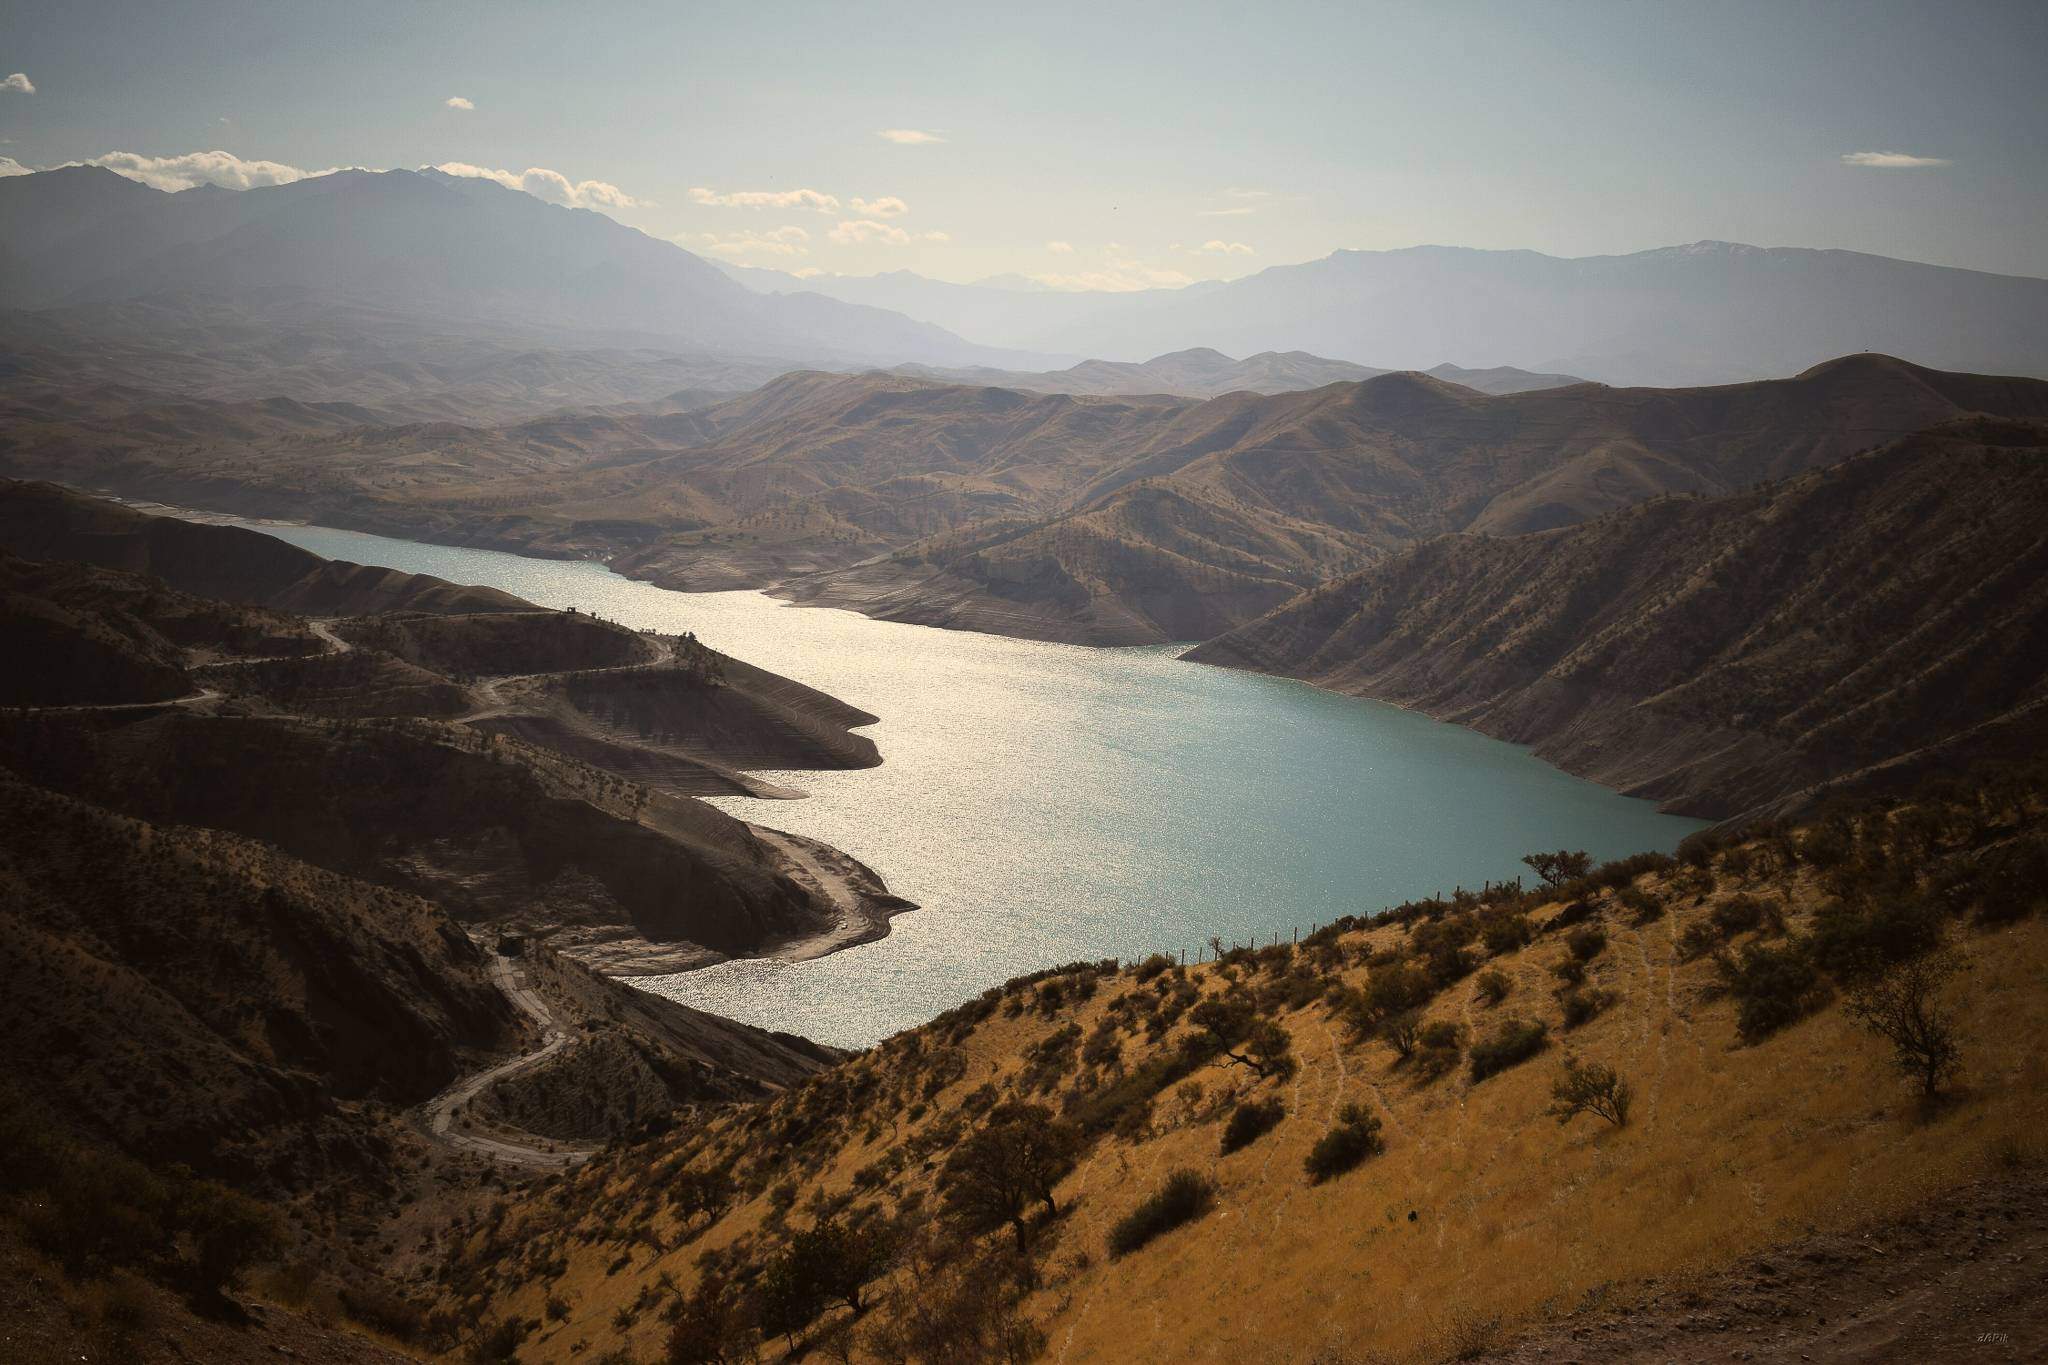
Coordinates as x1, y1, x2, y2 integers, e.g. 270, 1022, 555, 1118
886, 348, 1586, 398
0, 165, 1059, 420
729, 242, 2048, 387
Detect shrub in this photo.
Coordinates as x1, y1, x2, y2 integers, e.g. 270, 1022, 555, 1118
1676, 920, 1723, 961
1107, 1171, 1216, 1258
1808, 898, 1943, 977
1710, 894, 1772, 936
1360, 960, 1436, 1022
665, 1275, 755, 1364
1382, 1010, 1422, 1060
1546, 1058, 1633, 1127
1565, 926, 1608, 962
1414, 1020, 1463, 1081
1558, 987, 1614, 1029
1618, 887, 1664, 925
1549, 955, 1586, 987
1474, 969, 1512, 1006
1303, 1104, 1386, 1183
1418, 1020, 1461, 1051
1844, 949, 1968, 1098
1480, 912, 1533, 955
1470, 1019, 1549, 1081
1945, 835, 2048, 924
1220, 1098, 1286, 1155
1714, 941, 1823, 1042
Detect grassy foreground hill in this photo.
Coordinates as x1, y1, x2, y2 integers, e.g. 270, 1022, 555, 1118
1189, 418, 2048, 820
436, 768, 2048, 1363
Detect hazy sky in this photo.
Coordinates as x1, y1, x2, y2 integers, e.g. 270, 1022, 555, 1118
5, 0, 2046, 287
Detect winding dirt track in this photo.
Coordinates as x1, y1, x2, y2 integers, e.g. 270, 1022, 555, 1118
418, 950, 599, 1169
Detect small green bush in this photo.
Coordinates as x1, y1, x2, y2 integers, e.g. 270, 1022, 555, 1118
1303, 1104, 1386, 1183
1107, 1171, 1216, 1258
1565, 926, 1608, 962
1470, 1019, 1549, 1081
1219, 1098, 1286, 1155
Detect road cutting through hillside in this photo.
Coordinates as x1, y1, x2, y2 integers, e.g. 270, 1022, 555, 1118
419, 948, 599, 1170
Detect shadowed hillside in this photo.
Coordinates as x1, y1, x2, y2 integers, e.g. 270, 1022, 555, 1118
1190, 419, 2048, 818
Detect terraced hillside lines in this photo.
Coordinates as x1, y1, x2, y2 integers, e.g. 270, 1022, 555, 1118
442, 781, 2048, 1364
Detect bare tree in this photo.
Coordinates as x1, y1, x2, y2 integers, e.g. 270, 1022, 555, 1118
1522, 850, 1593, 888
1546, 1056, 1633, 1128
1844, 948, 1967, 1099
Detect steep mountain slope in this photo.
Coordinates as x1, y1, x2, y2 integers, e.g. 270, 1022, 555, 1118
0, 766, 518, 1178
1190, 419, 2048, 817
790, 356, 2048, 643
438, 774, 2048, 1363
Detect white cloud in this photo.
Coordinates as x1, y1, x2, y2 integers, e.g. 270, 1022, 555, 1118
1224, 187, 1269, 199
1198, 205, 1257, 217
788, 266, 824, 278
0, 156, 29, 177
688, 185, 839, 213
828, 218, 949, 247
849, 195, 908, 218
685, 225, 812, 259
434, 161, 642, 208
445, 96, 474, 111
1192, 239, 1254, 256
877, 128, 944, 144
80, 149, 331, 191
1841, 150, 1950, 168
1045, 240, 1075, 254
1, 73, 33, 95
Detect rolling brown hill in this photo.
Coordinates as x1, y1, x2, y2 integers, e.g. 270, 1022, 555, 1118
0, 490, 902, 968
9, 356, 2047, 646
794, 356, 2048, 642
1190, 418, 2048, 818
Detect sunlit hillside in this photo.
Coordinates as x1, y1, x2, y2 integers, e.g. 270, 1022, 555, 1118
439, 774, 2048, 1362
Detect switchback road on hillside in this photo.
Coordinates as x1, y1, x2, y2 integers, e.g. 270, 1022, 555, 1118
418, 948, 599, 1170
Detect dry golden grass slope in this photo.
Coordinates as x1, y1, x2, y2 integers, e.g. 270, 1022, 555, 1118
443, 776, 2048, 1364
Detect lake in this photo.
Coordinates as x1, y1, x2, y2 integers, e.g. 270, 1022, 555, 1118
233, 520, 1706, 1047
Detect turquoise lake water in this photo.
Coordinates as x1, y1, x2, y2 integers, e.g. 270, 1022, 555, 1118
239, 521, 1706, 1046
